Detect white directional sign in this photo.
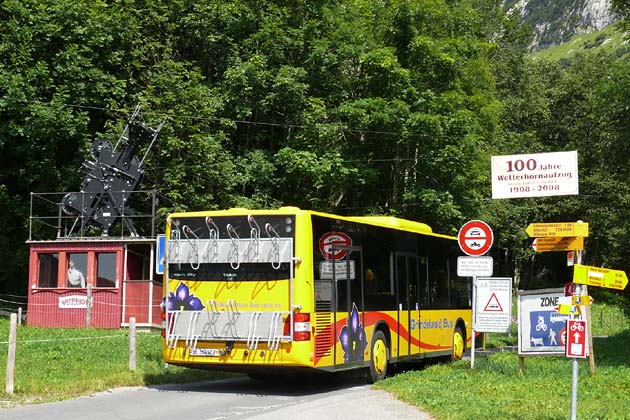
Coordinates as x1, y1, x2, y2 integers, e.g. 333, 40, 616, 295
474, 277, 512, 333
457, 256, 493, 277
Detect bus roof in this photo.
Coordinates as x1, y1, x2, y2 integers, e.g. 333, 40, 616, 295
167, 207, 456, 240
346, 216, 432, 233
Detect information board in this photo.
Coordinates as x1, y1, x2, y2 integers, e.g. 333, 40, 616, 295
517, 288, 584, 355
474, 277, 512, 333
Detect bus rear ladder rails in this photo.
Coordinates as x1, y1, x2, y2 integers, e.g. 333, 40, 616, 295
247, 311, 262, 350
265, 223, 281, 269
248, 215, 261, 260
226, 299, 241, 338
267, 311, 286, 350
165, 311, 182, 349
169, 220, 181, 263
227, 224, 240, 270
207, 299, 223, 339
185, 311, 202, 350
205, 217, 219, 261
182, 225, 200, 270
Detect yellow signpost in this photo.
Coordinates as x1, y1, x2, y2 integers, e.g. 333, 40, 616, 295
572, 295, 593, 306
532, 237, 584, 253
573, 264, 628, 290
556, 303, 580, 315
525, 222, 589, 238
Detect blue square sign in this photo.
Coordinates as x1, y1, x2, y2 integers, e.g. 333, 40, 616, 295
156, 234, 165, 274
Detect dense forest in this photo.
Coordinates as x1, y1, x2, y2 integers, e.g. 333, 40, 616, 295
1, 0, 628, 298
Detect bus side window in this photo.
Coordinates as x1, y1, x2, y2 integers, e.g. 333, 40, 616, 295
436, 277, 451, 308
337, 278, 348, 312
427, 266, 446, 309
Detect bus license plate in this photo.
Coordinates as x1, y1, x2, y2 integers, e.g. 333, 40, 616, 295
189, 347, 221, 357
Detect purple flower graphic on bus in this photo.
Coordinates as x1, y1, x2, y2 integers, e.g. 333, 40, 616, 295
163, 282, 205, 311
339, 304, 367, 363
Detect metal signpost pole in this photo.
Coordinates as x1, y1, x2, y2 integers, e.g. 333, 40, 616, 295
457, 220, 494, 370
569, 295, 579, 420
471, 276, 476, 369
570, 249, 584, 420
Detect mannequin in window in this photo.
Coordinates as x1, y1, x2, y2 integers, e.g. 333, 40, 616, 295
67, 260, 85, 288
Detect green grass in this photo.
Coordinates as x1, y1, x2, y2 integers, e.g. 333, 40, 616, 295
377, 301, 630, 420
484, 294, 629, 349
531, 24, 629, 61
1, 301, 628, 415
377, 337, 630, 420
0, 319, 232, 408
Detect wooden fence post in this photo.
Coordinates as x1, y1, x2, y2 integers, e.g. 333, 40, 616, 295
129, 317, 136, 371
17, 307, 22, 326
6, 313, 17, 394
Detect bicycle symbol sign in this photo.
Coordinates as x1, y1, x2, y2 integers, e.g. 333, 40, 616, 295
569, 321, 585, 332
565, 319, 587, 358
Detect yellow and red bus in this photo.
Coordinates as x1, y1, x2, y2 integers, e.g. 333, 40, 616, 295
162, 207, 473, 382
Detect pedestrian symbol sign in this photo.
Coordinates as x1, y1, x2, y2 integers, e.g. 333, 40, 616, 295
484, 293, 504, 312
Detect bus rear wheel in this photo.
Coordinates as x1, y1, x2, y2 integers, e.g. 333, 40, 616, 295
368, 330, 389, 383
452, 326, 465, 361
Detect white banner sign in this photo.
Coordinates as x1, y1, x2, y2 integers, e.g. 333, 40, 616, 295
457, 256, 493, 277
491, 151, 578, 199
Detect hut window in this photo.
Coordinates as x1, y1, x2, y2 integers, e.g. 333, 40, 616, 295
67, 253, 88, 288
96, 253, 117, 288
38, 253, 59, 288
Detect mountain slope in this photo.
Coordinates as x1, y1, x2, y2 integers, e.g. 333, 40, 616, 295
531, 23, 629, 60
505, 0, 619, 50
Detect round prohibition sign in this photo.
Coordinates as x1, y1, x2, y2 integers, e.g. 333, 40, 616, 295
458, 220, 494, 256
319, 231, 352, 260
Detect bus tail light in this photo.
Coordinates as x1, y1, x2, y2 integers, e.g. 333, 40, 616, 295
284, 313, 311, 341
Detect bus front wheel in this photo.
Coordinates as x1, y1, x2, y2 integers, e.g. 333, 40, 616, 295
452, 326, 465, 361
368, 330, 389, 383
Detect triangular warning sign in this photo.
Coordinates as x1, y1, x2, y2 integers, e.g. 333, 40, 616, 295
484, 293, 503, 312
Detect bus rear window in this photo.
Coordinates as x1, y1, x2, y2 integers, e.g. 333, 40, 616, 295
169, 215, 295, 240
167, 214, 295, 281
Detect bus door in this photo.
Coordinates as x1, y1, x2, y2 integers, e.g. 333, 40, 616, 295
331, 245, 364, 369
418, 256, 430, 356
395, 252, 420, 357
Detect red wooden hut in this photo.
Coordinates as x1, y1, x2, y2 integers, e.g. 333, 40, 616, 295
26, 191, 163, 329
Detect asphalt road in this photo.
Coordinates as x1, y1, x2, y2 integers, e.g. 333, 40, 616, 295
0, 375, 433, 420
